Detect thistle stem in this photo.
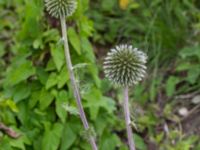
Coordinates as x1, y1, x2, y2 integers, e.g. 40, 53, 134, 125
60, 16, 98, 150
123, 87, 136, 150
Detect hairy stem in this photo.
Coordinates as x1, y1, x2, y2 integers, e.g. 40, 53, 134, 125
123, 87, 136, 150
60, 16, 98, 150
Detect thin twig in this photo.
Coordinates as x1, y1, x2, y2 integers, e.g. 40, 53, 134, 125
60, 16, 98, 150
0, 123, 20, 138
123, 87, 136, 150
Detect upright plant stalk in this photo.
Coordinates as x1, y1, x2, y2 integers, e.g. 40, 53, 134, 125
45, 0, 98, 149
123, 87, 136, 150
60, 16, 98, 150
103, 45, 147, 150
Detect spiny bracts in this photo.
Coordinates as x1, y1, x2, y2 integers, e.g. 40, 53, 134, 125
104, 44, 147, 86
45, 0, 77, 18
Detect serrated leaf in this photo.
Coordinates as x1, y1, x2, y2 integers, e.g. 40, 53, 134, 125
56, 91, 68, 123
133, 134, 147, 150
42, 123, 63, 150
10, 134, 31, 150
57, 67, 69, 89
29, 90, 40, 109
45, 73, 58, 90
60, 123, 76, 150
83, 88, 116, 120
39, 88, 54, 110
100, 134, 121, 150
50, 44, 65, 71
5, 60, 35, 86
68, 27, 81, 55
36, 67, 48, 85
13, 83, 31, 103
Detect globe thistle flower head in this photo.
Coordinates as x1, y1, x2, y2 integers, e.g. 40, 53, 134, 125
104, 44, 147, 86
45, 0, 77, 18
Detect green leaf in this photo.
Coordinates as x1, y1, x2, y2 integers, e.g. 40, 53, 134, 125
5, 99, 19, 112
39, 88, 54, 110
187, 65, 200, 84
10, 134, 31, 150
83, 88, 116, 120
68, 27, 81, 55
60, 123, 76, 150
45, 73, 58, 90
29, 90, 40, 109
133, 134, 147, 150
18, 1, 43, 43
57, 67, 69, 89
13, 83, 31, 103
166, 76, 179, 97
63, 105, 79, 116
79, 16, 94, 37
179, 46, 200, 59
100, 134, 121, 150
5, 60, 35, 86
36, 67, 48, 85
0, 136, 13, 150
46, 58, 56, 71
42, 122, 63, 150
50, 44, 65, 71
56, 91, 68, 123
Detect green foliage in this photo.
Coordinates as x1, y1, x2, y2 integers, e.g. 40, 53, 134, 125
0, 0, 200, 149
0, 0, 123, 149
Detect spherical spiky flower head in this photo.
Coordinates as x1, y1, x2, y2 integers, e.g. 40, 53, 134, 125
104, 45, 147, 86
45, 0, 77, 18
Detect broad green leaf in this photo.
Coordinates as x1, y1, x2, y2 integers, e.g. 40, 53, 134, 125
29, 90, 40, 109
36, 67, 48, 85
0, 136, 13, 150
179, 46, 200, 59
133, 134, 147, 150
5, 99, 19, 112
5, 60, 35, 86
17, 102, 30, 126
83, 88, 116, 120
42, 29, 60, 43
60, 123, 77, 150
39, 88, 54, 110
18, 1, 43, 43
46, 58, 56, 71
13, 83, 31, 103
57, 67, 69, 89
79, 16, 94, 37
56, 90, 68, 123
100, 134, 121, 150
42, 123, 63, 150
68, 27, 81, 55
45, 73, 58, 90
166, 76, 179, 97
187, 65, 200, 84
50, 44, 65, 71
10, 134, 31, 150
81, 37, 95, 62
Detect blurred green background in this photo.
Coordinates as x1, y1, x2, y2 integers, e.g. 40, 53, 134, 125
0, 0, 200, 150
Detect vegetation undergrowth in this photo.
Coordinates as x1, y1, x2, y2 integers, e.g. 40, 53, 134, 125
0, 0, 200, 150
